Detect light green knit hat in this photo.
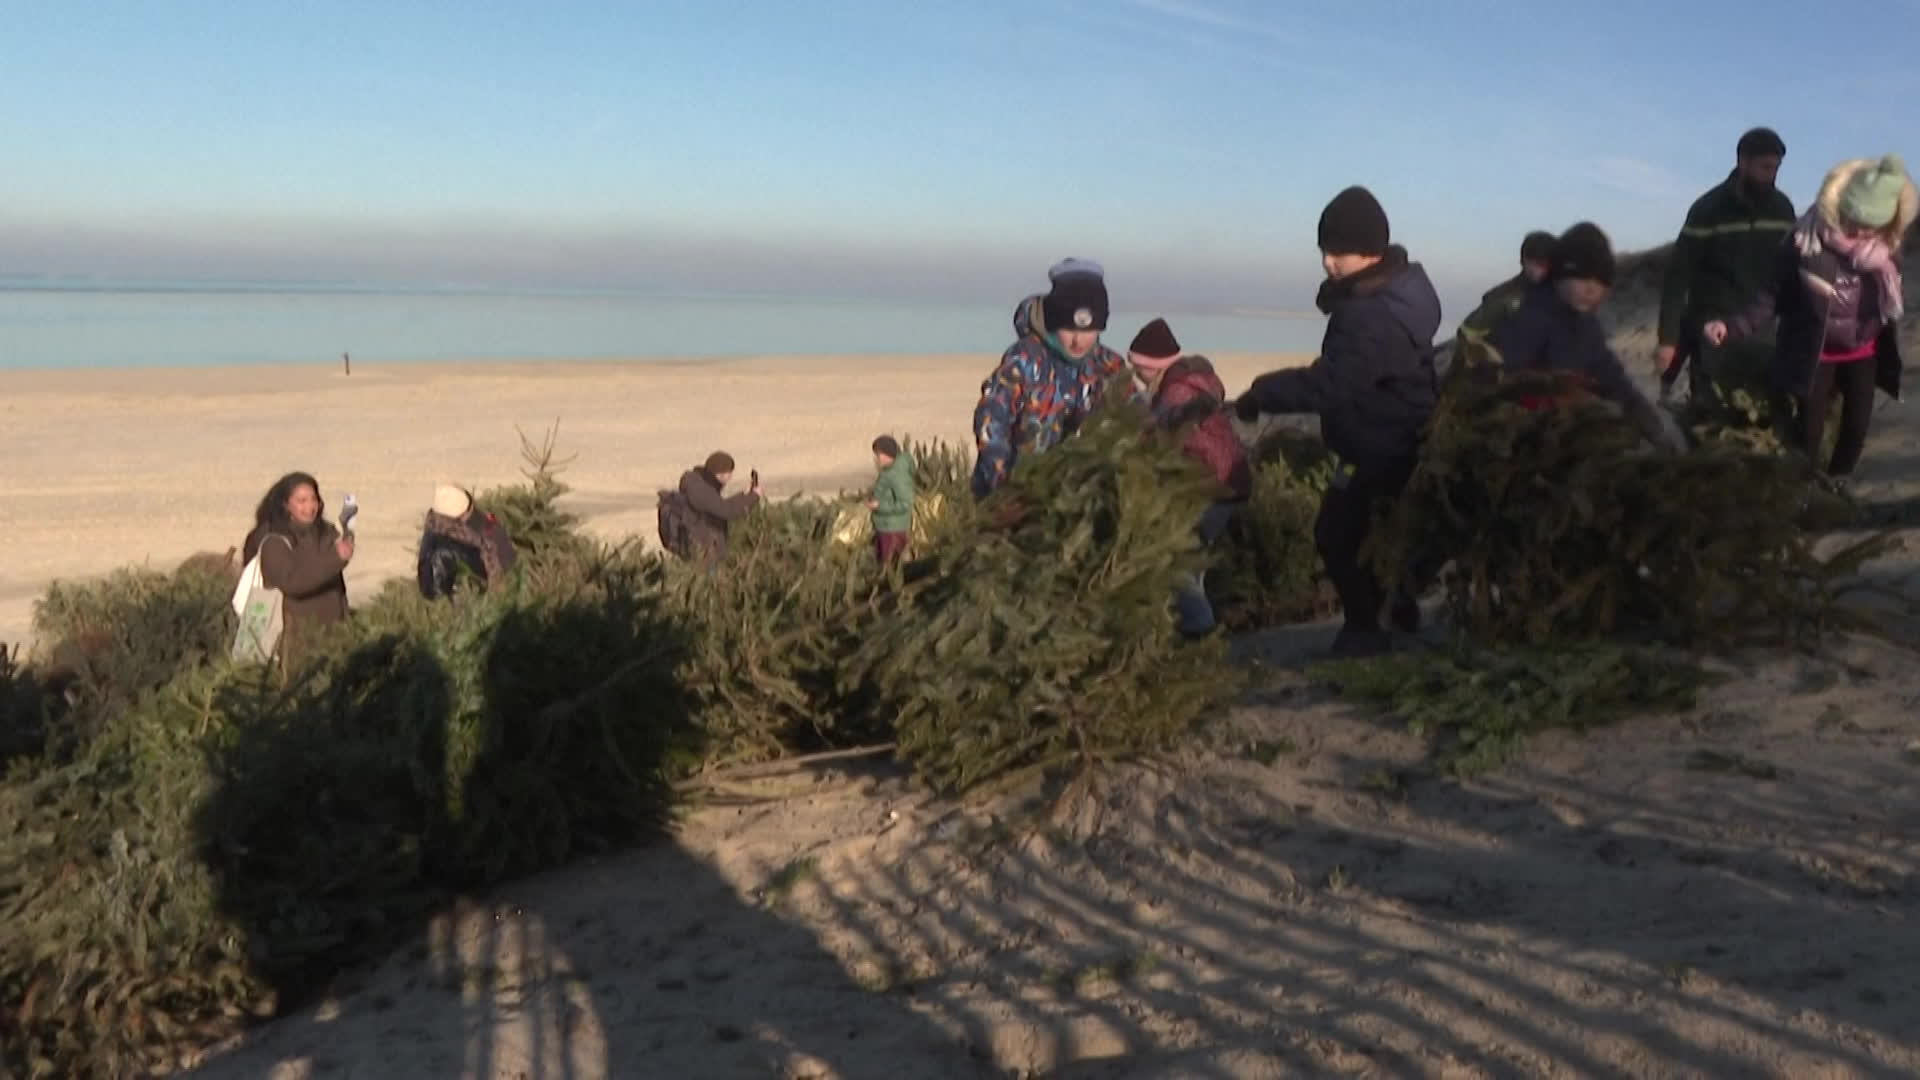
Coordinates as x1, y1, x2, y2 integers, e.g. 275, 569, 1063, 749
1838, 153, 1908, 228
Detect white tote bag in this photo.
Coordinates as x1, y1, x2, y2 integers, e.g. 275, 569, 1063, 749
230, 537, 290, 663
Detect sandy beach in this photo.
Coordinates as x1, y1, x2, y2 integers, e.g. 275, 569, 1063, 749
0, 352, 1298, 650
10, 349, 1920, 1078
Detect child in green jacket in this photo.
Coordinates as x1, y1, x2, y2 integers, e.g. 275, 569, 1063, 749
866, 435, 915, 564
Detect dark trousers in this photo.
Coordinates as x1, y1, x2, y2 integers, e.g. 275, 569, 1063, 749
1314, 461, 1414, 633
875, 531, 909, 564
1799, 359, 1877, 477
1679, 336, 1774, 409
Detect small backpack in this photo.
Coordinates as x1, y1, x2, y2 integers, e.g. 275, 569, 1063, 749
657, 489, 698, 559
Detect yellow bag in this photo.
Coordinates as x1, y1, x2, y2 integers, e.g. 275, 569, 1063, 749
831, 505, 871, 546
910, 492, 945, 547
831, 492, 946, 547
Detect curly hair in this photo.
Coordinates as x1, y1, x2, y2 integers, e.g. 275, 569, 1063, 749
243, 471, 332, 561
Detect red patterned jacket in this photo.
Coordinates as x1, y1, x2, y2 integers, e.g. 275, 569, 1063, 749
1152, 356, 1252, 500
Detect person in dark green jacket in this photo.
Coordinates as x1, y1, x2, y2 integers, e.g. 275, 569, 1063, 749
1453, 230, 1556, 369
1657, 127, 1797, 406
866, 435, 915, 564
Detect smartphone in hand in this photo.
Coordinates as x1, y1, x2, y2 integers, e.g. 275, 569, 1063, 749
341, 493, 359, 536
750, 469, 760, 487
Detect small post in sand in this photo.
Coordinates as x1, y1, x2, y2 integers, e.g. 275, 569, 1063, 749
343, 351, 352, 376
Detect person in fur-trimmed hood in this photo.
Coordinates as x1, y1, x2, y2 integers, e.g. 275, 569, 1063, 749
1705, 154, 1915, 483
417, 484, 519, 599
1232, 186, 1442, 657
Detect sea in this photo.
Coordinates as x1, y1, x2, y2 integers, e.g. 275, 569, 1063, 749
0, 280, 1326, 371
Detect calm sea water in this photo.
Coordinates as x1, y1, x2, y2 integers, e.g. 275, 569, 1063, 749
0, 283, 1325, 370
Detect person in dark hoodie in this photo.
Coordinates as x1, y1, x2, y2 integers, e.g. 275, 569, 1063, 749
1489, 223, 1689, 451
1128, 316, 1252, 637
1232, 186, 1441, 657
673, 451, 762, 562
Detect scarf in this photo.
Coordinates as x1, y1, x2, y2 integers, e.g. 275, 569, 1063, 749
1044, 332, 1093, 367
1796, 208, 1904, 323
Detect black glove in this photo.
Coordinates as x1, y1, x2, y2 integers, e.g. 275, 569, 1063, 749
1233, 393, 1262, 422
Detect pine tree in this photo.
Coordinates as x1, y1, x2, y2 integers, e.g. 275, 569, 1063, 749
847, 389, 1244, 794
1369, 371, 1898, 646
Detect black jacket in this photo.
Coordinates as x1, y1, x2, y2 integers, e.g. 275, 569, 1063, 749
1658, 172, 1797, 347
1491, 284, 1680, 448
1238, 247, 1441, 471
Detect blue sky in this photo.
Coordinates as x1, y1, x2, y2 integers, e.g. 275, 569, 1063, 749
3, 0, 1915, 313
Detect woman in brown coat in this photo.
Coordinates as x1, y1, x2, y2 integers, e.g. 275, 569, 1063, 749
242, 471, 354, 663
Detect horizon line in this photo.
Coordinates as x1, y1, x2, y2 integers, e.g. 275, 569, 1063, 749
0, 275, 1325, 318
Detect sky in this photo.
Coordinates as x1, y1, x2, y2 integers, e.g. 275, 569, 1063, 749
3, 0, 1916, 314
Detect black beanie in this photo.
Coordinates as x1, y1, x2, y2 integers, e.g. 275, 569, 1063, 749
1128, 317, 1180, 359
1550, 222, 1616, 287
1520, 230, 1556, 263
1737, 126, 1786, 159
1043, 272, 1110, 334
1317, 186, 1390, 256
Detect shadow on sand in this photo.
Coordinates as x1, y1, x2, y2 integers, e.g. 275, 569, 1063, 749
188, 614, 1919, 1077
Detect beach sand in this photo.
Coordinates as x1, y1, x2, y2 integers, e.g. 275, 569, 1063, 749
0, 352, 1299, 650
11, 350, 1920, 1077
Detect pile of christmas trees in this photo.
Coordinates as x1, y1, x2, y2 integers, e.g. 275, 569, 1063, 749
2, 458, 701, 1076
1324, 368, 1904, 773
1, 398, 1255, 1076
848, 398, 1243, 793
1367, 371, 1896, 647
